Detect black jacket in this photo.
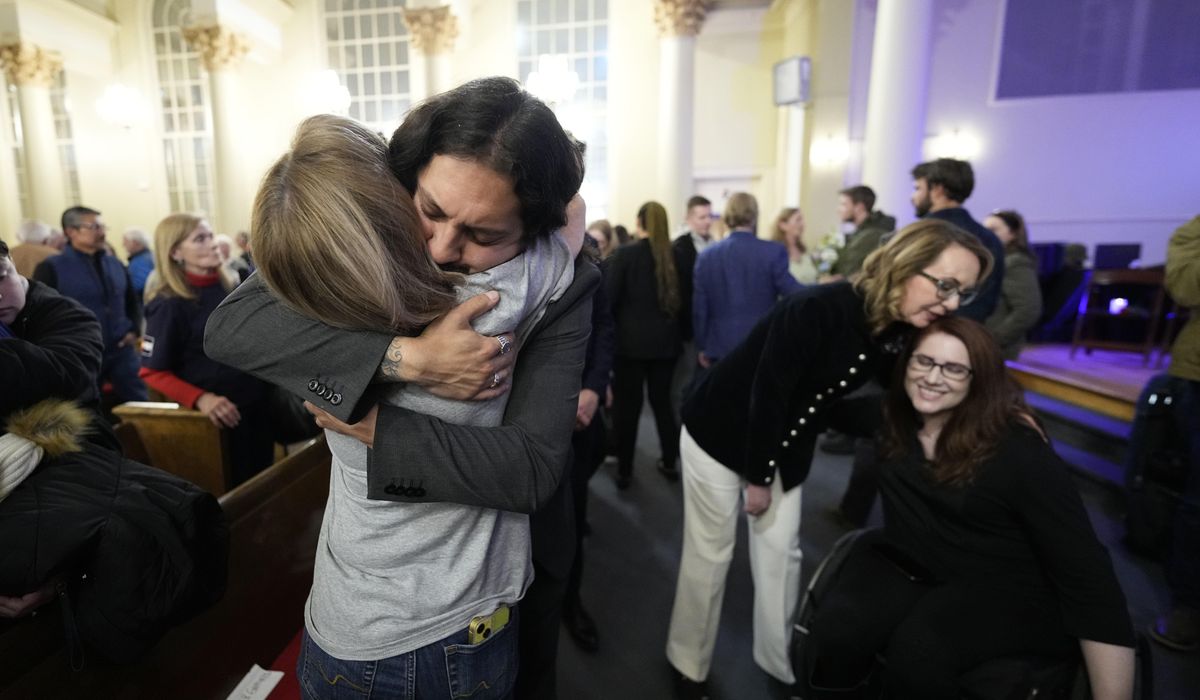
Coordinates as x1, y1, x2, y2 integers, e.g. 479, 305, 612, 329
3, 280, 103, 416
606, 239, 685, 359
672, 233, 702, 341
683, 282, 905, 490
0, 441, 229, 664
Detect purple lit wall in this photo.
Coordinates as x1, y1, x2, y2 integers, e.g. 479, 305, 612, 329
847, 0, 1200, 265
997, 0, 1200, 98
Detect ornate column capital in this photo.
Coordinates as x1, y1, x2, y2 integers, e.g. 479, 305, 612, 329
0, 43, 64, 87
182, 24, 251, 71
403, 6, 459, 55
654, 0, 711, 38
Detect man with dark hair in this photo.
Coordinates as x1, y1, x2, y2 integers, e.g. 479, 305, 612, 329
910, 158, 1005, 321
829, 185, 895, 280
207, 77, 595, 698
670, 195, 714, 435
33, 206, 147, 402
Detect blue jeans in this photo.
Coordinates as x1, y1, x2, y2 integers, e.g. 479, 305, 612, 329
297, 611, 519, 700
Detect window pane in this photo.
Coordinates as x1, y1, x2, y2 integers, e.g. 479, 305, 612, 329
575, 27, 588, 52
363, 73, 376, 96
555, 28, 568, 52
381, 71, 393, 94
365, 101, 377, 123
557, 0, 570, 23
595, 25, 607, 52
379, 42, 391, 65
360, 14, 373, 39
362, 44, 375, 67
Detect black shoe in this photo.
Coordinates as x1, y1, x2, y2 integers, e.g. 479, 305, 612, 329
563, 601, 599, 652
671, 670, 711, 700
819, 431, 856, 456
615, 473, 632, 490
657, 459, 681, 482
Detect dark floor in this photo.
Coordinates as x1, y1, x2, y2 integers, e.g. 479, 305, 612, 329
556, 408, 1200, 699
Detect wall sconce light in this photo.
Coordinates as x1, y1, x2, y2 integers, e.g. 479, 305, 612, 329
95, 84, 151, 129
924, 128, 983, 160
524, 55, 580, 106
299, 70, 352, 117
809, 134, 849, 169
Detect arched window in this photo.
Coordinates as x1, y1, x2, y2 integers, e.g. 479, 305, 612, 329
152, 0, 215, 216
50, 73, 82, 207
4, 72, 81, 217
517, 0, 610, 218
4, 84, 29, 218
321, 0, 413, 134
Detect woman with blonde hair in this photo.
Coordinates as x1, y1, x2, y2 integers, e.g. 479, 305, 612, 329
772, 206, 819, 284
139, 213, 273, 484
586, 219, 616, 259
606, 200, 685, 488
667, 219, 994, 697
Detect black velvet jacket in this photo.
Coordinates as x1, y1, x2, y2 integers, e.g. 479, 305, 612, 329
682, 282, 905, 490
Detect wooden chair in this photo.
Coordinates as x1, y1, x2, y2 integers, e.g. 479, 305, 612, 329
112, 402, 232, 496
0, 436, 332, 699
1069, 268, 1166, 366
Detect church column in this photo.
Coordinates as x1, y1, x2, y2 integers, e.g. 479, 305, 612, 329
0, 43, 66, 223
183, 25, 250, 235
860, 0, 934, 224
403, 6, 459, 102
654, 0, 709, 221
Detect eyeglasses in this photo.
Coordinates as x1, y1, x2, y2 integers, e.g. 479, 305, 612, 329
909, 353, 973, 381
918, 271, 977, 306
76, 222, 107, 232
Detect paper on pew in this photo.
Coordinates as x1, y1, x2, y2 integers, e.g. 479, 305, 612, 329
226, 664, 283, 700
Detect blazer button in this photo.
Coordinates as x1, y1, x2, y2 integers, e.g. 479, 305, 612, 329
323, 388, 334, 400
331, 393, 343, 406
839, 380, 847, 387
798, 418, 806, 425
858, 353, 867, 361
790, 429, 797, 436
765, 475, 773, 483
315, 383, 326, 395
782, 440, 789, 447
849, 367, 858, 374
815, 394, 823, 401
768, 460, 776, 467
808, 407, 816, 414
308, 379, 319, 392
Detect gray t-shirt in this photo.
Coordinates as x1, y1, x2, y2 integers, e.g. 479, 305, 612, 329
306, 232, 574, 660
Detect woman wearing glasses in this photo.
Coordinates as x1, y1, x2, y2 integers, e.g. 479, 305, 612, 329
804, 317, 1134, 699
666, 219, 993, 697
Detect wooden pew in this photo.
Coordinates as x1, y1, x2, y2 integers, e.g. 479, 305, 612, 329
112, 401, 233, 496
0, 435, 331, 699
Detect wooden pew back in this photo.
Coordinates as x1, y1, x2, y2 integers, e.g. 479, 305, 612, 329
112, 401, 232, 496
0, 436, 331, 699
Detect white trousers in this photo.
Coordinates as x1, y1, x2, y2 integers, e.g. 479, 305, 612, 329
666, 426, 803, 684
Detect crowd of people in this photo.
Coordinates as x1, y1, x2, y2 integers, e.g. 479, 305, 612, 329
2, 75, 1195, 700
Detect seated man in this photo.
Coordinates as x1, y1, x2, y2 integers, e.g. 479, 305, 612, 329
1, 238, 103, 618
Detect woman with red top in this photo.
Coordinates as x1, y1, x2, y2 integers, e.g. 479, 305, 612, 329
139, 213, 272, 485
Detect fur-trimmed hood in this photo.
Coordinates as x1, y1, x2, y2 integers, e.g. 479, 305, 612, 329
0, 399, 90, 502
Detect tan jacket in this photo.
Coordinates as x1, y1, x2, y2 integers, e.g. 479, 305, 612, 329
11, 243, 58, 278
1166, 216, 1200, 381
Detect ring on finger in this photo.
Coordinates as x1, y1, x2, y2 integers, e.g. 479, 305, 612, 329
490, 371, 502, 389
494, 334, 513, 356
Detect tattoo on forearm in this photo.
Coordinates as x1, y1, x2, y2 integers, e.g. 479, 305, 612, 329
377, 339, 403, 381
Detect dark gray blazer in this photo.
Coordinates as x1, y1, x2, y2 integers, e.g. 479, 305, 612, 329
204, 257, 599, 522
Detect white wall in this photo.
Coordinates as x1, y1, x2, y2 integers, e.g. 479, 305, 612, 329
849, 0, 1199, 265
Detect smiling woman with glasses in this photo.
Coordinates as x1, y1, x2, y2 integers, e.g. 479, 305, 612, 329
804, 316, 1135, 698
